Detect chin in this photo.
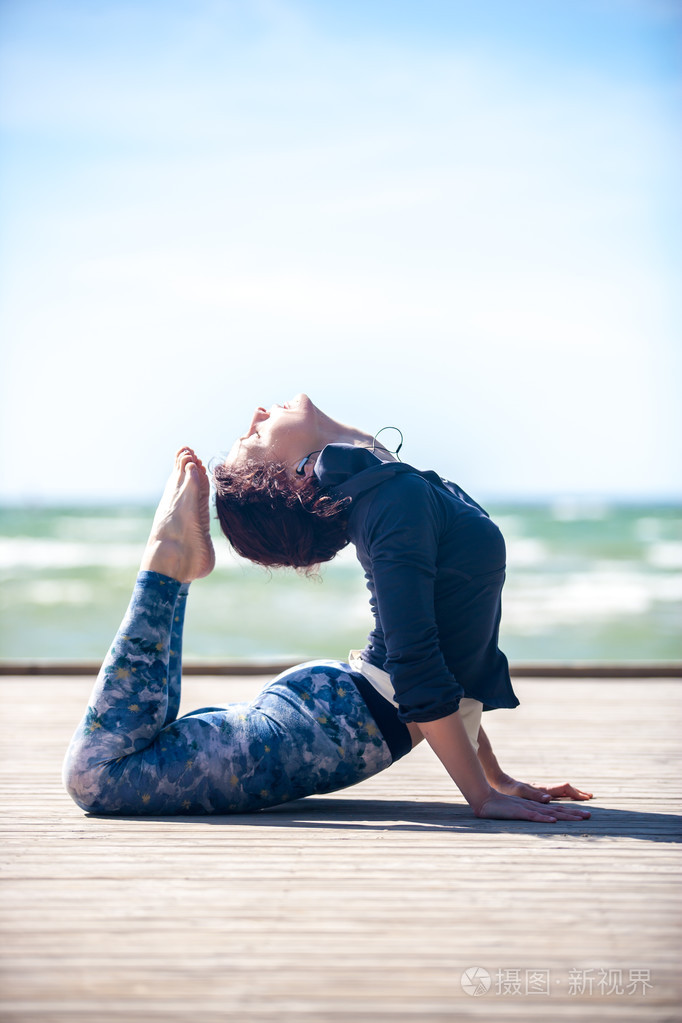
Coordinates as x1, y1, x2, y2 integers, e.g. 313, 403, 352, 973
289, 393, 316, 414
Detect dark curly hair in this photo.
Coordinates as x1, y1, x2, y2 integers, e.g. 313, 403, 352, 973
212, 459, 351, 570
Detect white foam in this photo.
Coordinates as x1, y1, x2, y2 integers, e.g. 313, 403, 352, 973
24, 580, 95, 605
550, 499, 609, 522
0, 538, 143, 569
505, 538, 548, 567
0, 534, 371, 574
646, 542, 682, 569
503, 566, 682, 633
53, 516, 150, 541
490, 515, 523, 537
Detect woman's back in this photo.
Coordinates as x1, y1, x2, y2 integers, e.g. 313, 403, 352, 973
334, 462, 517, 719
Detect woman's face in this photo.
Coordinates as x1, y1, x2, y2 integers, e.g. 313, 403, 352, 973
225, 393, 321, 469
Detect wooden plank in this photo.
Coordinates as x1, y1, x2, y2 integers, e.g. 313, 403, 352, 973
0, 677, 680, 1022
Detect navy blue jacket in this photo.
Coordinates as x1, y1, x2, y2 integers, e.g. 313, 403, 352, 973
315, 444, 519, 724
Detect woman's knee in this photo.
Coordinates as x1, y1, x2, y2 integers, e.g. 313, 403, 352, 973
62, 747, 109, 814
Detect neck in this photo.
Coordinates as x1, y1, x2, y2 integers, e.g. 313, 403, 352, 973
315, 413, 397, 462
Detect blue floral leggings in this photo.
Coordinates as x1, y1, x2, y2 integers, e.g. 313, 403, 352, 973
63, 571, 395, 815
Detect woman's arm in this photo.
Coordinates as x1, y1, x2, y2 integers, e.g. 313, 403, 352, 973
358, 479, 590, 820
420, 714, 591, 821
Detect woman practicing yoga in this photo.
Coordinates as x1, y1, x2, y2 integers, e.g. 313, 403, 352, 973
63, 394, 592, 821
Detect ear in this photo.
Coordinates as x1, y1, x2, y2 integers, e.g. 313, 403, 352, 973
291, 451, 320, 487
290, 459, 310, 489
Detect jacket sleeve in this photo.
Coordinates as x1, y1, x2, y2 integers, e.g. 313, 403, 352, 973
359, 474, 465, 723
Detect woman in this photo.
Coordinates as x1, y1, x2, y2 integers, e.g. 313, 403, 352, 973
63, 401, 591, 821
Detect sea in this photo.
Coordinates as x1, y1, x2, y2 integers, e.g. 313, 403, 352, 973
0, 501, 680, 664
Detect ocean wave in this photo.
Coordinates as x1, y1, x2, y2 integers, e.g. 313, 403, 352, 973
646, 542, 682, 569
52, 515, 151, 541
0, 534, 361, 574
550, 499, 609, 522
22, 580, 96, 605
503, 567, 682, 632
505, 538, 548, 566
0, 538, 143, 570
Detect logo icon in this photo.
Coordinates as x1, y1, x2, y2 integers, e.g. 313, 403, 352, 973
461, 967, 491, 996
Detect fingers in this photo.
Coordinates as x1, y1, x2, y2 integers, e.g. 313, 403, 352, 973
527, 809, 561, 823
544, 782, 594, 801
521, 797, 590, 820
512, 801, 561, 823
476, 793, 591, 823
501, 778, 594, 803
516, 784, 552, 803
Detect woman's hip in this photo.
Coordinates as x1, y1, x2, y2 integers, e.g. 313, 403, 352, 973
256, 660, 397, 778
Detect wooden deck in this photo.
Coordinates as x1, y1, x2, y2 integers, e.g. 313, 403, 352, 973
1, 675, 680, 1022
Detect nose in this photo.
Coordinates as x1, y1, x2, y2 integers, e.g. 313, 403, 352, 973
240, 407, 269, 440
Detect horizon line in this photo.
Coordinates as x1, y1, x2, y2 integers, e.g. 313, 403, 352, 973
1, 493, 681, 508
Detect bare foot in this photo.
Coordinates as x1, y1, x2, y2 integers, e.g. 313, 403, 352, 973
140, 447, 216, 583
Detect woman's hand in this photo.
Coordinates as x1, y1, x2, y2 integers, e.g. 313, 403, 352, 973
474, 791, 592, 823
493, 775, 593, 803
476, 732, 593, 802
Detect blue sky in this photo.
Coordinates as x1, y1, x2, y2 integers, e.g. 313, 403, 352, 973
0, 0, 680, 503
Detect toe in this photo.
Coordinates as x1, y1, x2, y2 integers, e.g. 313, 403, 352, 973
176, 447, 197, 470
